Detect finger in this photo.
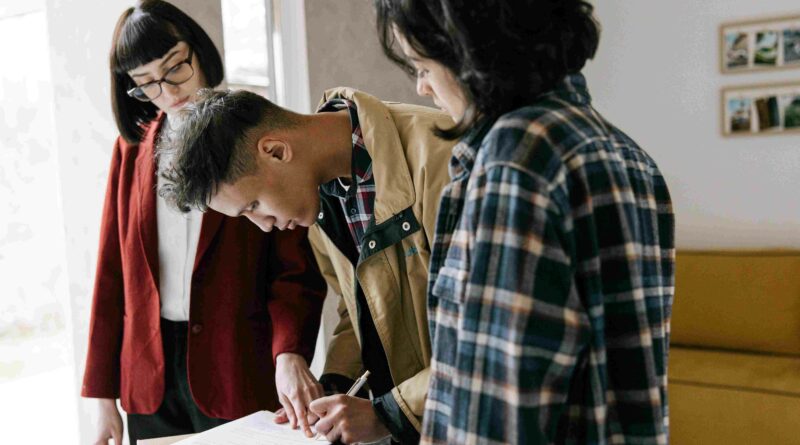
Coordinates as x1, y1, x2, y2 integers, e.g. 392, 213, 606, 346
279, 394, 298, 429
298, 387, 317, 427
273, 407, 289, 424
292, 399, 313, 437
315, 413, 333, 436
309, 395, 336, 416
324, 423, 342, 443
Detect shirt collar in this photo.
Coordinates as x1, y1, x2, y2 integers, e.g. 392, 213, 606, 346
448, 73, 591, 180
317, 98, 373, 198
547, 72, 592, 106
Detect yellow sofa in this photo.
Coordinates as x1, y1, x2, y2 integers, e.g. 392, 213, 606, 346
669, 250, 800, 444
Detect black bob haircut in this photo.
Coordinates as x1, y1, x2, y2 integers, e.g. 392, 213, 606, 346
375, 0, 600, 140
110, 0, 224, 143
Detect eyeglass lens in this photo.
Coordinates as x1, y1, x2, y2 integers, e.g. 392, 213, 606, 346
130, 56, 194, 101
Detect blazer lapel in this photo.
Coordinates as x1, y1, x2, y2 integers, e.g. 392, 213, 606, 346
137, 115, 165, 291
194, 210, 224, 271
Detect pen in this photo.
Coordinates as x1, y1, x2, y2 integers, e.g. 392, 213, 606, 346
314, 370, 371, 440
345, 370, 371, 397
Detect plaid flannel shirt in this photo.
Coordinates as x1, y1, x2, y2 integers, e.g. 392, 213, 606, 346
421, 74, 675, 445
319, 99, 376, 250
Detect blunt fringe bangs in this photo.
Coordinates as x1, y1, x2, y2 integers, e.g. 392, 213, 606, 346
110, 0, 224, 143
375, 0, 600, 140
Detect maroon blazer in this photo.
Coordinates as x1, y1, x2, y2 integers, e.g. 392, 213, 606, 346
81, 114, 326, 419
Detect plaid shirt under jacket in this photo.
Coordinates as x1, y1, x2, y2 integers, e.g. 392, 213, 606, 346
318, 98, 375, 249
421, 73, 675, 445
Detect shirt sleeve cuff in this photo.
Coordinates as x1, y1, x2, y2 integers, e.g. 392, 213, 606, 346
372, 391, 421, 444
318, 373, 352, 394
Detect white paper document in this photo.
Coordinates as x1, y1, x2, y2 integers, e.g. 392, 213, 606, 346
173, 410, 331, 445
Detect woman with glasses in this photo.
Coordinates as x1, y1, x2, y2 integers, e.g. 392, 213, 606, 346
375, 0, 675, 443
82, 2, 326, 444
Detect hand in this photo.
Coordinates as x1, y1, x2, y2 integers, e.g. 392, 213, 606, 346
309, 395, 391, 444
274, 353, 324, 437
273, 407, 317, 428
93, 398, 123, 445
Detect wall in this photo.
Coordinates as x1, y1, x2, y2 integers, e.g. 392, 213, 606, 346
584, 0, 800, 248
304, 0, 428, 109
44, 1, 223, 443
0, 1, 78, 442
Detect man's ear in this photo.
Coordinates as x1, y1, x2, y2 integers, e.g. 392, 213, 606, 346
256, 136, 293, 163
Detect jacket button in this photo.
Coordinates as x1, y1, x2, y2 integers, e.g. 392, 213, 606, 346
402, 222, 411, 231
368, 240, 377, 249
318, 211, 324, 220
191, 324, 203, 334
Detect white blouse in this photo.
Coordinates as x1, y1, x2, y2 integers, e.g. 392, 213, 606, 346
156, 166, 202, 322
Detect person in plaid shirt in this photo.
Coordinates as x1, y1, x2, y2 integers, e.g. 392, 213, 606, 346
375, 0, 675, 443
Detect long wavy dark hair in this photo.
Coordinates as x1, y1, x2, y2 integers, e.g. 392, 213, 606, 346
110, 0, 224, 143
375, 0, 600, 140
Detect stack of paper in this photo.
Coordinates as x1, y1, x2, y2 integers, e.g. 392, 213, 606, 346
173, 410, 331, 445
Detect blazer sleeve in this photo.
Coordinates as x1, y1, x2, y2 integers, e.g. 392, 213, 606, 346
81, 138, 126, 399
266, 227, 327, 364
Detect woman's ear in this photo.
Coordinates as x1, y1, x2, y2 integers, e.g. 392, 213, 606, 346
256, 136, 293, 163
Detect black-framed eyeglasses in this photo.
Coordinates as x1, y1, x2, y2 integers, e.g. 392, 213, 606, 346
127, 47, 195, 102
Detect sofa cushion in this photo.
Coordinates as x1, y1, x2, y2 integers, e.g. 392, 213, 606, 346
670, 381, 800, 444
669, 346, 800, 396
669, 347, 800, 444
671, 250, 800, 355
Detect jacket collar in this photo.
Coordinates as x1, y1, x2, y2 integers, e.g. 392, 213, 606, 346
318, 88, 415, 225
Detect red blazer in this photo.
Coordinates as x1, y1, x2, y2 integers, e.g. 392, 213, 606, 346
81, 114, 326, 419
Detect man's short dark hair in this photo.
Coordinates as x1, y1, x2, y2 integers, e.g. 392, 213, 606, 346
157, 88, 297, 213
374, 0, 600, 140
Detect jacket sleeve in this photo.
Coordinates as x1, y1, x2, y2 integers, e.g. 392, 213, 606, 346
385, 366, 431, 433
81, 138, 126, 399
308, 228, 364, 379
266, 227, 327, 364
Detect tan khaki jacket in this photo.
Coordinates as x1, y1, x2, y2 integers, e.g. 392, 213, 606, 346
308, 87, 455, 430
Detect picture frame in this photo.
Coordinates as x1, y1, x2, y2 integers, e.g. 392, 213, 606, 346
721, 81, 800, 136
720, 14, 800, 73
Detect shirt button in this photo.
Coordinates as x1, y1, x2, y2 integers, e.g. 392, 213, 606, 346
191, 324, 203, 335
368, 240, 377, 249
401, 222, 411, 231
318, 211, 324, 220
350, 208, 357, 215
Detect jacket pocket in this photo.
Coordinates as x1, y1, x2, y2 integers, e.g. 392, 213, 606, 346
431, 261, 469, 304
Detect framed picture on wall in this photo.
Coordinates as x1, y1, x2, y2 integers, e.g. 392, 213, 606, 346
721, 81, 800, 136
720, 14, 800, 73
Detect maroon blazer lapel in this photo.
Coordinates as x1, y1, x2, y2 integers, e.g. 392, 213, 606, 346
194, 210, 224, 271
136, 114, 166, 290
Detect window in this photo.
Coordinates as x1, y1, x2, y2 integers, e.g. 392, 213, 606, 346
221, 0, 277, 99
0, 3, 77, 444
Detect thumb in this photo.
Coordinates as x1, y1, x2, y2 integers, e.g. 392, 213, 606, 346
112, 424, 123, 445
274, 407, 289, 424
